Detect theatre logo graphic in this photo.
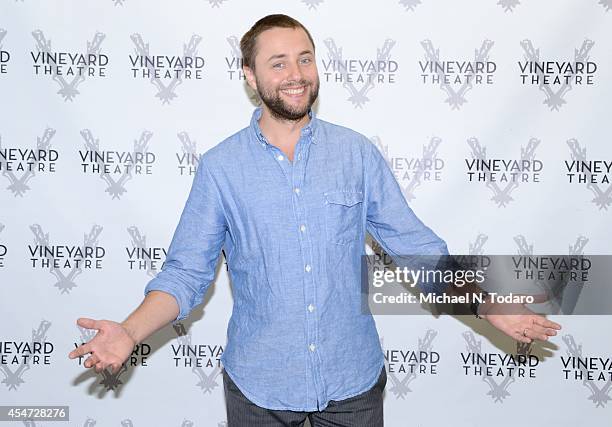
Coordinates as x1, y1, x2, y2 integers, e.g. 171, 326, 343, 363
301, 0, 325, 9
565, 139, 612, 210
461, 330, 540, 402
381, 330, 440, 399
0, 320, 53, 391
561, 334, 612, 407
225, 35, 244, 81
0, 28, 9, 75
176, 131, 203, 177
72, 326, 150, 391
172, 322, 224, 395
130, 33, 204, 104
465, 137, 542, 207
474, 232, 588, 260
468, 233, 488, 257
371, 135, 444, 201
30, 30, 107, 101
224, 36, 260, 105
420, 39, 496, 110
322, 37, 398, 108
399, 0, 426, 11
518, 39, 597, 111
125, 226, 167, 277
79, 129, 155, 200
498, 0, 521, 12
599, 0, 612, 12
0, 128, 58, 197
207, 0, 228, 7
513, 233, 589, 317
28, 223, 104, 293
513, 234, 589, 259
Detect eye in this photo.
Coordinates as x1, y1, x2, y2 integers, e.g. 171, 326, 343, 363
300, 57, 312, 64
272, 62, 284, 69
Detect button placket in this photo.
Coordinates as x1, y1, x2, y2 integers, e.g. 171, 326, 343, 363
290, 133, 325, 406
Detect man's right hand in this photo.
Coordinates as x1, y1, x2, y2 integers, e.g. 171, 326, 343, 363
67, 317, 137, 374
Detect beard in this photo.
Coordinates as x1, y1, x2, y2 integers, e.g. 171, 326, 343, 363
255, 77, 319, 122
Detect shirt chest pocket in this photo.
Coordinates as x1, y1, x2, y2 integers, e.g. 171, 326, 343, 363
323, 191, 364, 245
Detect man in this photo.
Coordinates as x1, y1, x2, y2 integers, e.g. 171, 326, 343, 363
68, 14, 561, 427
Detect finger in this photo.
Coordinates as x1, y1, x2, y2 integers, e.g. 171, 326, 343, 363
533, 317, 562, 330
77, 317, 101, 330
68, 342, 92, 359
525, 324, 552, 341
84, 357, 92, 368
84, 354, 98, 368
530, 322, 558, 336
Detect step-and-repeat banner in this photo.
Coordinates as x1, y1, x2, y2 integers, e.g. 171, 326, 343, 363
1, 1, 610, 426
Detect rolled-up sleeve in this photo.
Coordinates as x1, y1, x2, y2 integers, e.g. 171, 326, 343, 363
144, 155, 227, 321
364, 138, 449, 294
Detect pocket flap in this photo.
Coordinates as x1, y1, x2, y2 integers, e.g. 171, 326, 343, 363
324, 191, 364, 207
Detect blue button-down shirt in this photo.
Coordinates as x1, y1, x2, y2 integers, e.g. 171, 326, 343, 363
144, 107, 449, 411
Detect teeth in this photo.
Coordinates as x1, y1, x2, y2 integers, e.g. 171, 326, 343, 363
282, 87, 305, 95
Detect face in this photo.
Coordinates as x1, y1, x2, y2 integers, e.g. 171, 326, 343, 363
244, 26, 320, 122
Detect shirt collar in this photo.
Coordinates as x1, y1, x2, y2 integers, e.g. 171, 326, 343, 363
249, 107, 319, 148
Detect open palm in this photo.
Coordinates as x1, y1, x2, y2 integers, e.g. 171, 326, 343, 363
68, 317, 136, 374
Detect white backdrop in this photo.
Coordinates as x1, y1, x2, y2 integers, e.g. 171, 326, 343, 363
0, 1, 611, 426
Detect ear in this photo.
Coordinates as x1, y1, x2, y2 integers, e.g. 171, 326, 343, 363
243, 65, 257, 92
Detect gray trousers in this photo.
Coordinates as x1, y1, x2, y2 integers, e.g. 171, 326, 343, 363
222, 366, 386, 427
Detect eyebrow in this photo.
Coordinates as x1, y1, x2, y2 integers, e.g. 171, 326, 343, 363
266, 50, 314, 62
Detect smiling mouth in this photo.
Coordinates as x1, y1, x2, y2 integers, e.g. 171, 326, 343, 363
280, 86, 306, 96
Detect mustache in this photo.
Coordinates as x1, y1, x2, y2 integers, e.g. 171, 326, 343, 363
279, 80, 310, 90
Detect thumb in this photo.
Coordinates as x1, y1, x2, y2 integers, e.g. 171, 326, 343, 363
76, 317, 101, 330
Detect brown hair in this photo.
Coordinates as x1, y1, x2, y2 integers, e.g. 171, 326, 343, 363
240, 14, 316, 70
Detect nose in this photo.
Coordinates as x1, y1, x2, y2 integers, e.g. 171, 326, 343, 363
286, 61, 304, 83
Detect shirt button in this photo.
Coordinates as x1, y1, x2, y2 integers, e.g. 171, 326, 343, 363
305, 264, 311, 272
277, 154, 284, 161
309, 343, 316, 352
294, 187, 301, 194
308, 304, 315, 313
299, 224, 306, 232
